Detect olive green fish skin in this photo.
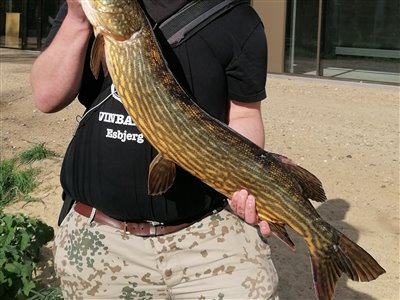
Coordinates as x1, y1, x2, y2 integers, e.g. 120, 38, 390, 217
81, 1, 385, 299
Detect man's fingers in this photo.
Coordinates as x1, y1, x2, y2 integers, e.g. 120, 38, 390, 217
236, 189, 248, 218
229, 191, 239, 212
229, 189, 272, 238
259, 221, 271, 236
244, 194, 258, 224
230, 189, 258, 224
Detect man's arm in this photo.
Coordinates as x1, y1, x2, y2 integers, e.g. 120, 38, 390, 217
227, 100, 271, 236
30, 0, 92, 113
227, 100, 265, 148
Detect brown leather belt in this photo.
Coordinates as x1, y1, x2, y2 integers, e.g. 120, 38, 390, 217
74, 202, 198, 237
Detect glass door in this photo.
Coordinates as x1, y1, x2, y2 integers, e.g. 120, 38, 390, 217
285, 0, 321, 75
0, 0, 23, 48
284, 0, 400, 84
0, 0, 62, 50
321, 0, 400, 84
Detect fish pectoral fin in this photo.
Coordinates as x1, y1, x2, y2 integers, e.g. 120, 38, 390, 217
148, 154, 176, 195
269, 222, 296, 251
90, 34, 108, 79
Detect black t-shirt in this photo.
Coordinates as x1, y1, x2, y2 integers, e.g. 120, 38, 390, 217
47, 1, 268, 223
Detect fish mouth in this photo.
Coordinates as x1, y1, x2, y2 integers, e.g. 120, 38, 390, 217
82, 0, 132, 40
82, 0, 124, 22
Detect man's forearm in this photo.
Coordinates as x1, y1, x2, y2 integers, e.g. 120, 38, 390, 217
30, 13, 92, 113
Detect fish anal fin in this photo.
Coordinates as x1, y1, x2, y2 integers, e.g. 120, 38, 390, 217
272, 153, 327, 203
269, 222, 296, 251
90, 34, 108, 80
148, 153, 176, 195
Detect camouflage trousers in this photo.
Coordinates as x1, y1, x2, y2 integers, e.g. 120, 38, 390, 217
53, 207, 279, 300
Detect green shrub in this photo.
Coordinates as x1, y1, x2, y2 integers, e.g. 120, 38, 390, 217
0, 212, 54, 299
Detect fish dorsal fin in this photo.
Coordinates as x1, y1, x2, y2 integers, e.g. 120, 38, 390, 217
269, 222, 296, 251
273, 153, 327, 202
148, 153, 176, 195
90, 34, 108, 80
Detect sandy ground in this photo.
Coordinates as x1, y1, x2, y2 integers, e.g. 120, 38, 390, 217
1, 48, 399, 299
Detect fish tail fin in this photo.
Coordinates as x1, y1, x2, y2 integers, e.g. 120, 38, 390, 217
310, 232, 385, 300
337, 233, 386, 281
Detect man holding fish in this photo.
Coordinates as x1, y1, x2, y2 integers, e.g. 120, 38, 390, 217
31, 0, 278, 299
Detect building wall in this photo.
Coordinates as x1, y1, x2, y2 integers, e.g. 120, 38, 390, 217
253, 0, 287, 73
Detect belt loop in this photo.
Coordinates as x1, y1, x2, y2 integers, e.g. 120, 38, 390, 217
88, 207, 97, 224
149, 224, 156, 236
122, 222, 128, 238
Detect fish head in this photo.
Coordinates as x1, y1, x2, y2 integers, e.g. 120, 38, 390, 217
81, 0, 143, 40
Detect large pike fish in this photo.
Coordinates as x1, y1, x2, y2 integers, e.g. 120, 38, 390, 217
81, 0, 385, 299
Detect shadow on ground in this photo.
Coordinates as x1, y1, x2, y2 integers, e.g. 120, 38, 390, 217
35, 243, 60, 289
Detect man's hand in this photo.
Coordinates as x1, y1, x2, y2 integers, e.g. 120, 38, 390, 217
67, 0, 91, 25
228, 189, 271, 236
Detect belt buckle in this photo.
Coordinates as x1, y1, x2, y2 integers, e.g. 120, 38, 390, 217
148, 221, 163, 236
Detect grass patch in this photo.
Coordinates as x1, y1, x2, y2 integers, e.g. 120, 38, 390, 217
0, 144, 58, 209
19, 144, 58, 164
0, 159, 38, 209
